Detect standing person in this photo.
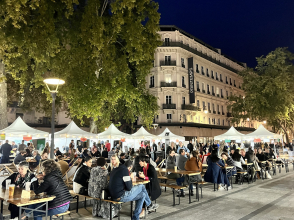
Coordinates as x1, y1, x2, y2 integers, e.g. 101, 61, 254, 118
0, 140, 12, 163
89, 157, 120, 218
177, 141, 190, 155
105, 140, 111, 152
69, 140, 75, 150
97, 141, 102, 152
187, 140, 194, 153
91, 147, 101, 157
55, 147, 62, 157
18, 140, 26, 152
77, 142, 83, 154
11, 141, 18, 151
108, 148, 115, 160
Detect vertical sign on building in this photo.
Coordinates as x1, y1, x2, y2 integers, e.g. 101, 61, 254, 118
188, 57, 195, 103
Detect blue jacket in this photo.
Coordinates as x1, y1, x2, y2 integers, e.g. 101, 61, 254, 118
204, 157, 225, 184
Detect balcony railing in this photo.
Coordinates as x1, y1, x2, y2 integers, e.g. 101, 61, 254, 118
212, 92, 215, 96
181, 104, 200, 111
159, 42, 242, 73
211, 76, 214, 79
239, 85, 241, 89
220, 79, 223, 82
207, 73, 210, 77
222, 112, 225, 115
207, 91, 210, 95
208, 110, 211, 113
234, 84, 236, 87
216, 77, 219, 80
217, 94, 220, 97
221, 95, 224, 98
182, 84, 186, 88
160, 60, 176, 66
197, 88, 200, 92
230, 82, 232, 85
163, 104, 176, 109
213, 111, 216, 114
160, 82, 177, 87
202, 90, 206, 93
149, 85, 154, 88
226, 81, 228, 84
227, 112, 232, 117
218, 112, 220, 115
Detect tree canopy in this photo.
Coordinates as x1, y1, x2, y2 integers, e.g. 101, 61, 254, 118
0, 0, 161, 132
228, 48, 294, 142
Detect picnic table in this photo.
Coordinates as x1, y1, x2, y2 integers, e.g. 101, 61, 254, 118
0, 188, 55, 219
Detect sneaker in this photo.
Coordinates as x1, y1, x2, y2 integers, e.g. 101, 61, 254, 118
176, 191, 185, 197
227, 186, 232, 190
147, 203, 159, 212
218, 185, 225, 191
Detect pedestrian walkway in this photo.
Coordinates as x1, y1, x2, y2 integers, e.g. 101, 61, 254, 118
62, 170, 294, 220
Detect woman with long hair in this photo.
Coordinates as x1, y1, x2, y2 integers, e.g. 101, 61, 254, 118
107, 155, 120, 173
185, 151, 202, 196
73, 156, 92, 195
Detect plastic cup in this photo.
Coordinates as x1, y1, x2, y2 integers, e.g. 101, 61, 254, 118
25, 182, 31, 191
9, 184, 15, 197
6, 179, 11, 189
174, 166, 177, 172
132, 172, 136, 182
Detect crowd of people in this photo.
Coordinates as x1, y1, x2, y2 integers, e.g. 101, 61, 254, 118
0, 138, 290, 220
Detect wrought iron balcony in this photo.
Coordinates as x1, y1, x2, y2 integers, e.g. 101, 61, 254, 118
160, 60, 176, 66
160, 82, 177, 87
163, 104, 176, 109
181, 104, 200, 111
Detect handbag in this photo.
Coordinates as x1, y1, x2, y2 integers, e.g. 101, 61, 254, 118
183, 174, 202, 185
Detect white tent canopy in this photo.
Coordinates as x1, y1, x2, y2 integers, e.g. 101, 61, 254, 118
158, 128, 185, 141
0, 116, 49, 138
132, 126, 158, 140
54, 121, 96, 138
97, 123, 131, 139
214, 126, 245, 141
244, 124, 282, 140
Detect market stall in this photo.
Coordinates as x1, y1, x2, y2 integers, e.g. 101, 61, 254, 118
131, 126, 158, 150
214, 126, 245, 142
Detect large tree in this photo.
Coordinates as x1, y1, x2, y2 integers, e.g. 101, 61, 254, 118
0, 0, 161, 132
228, 48, 294, 143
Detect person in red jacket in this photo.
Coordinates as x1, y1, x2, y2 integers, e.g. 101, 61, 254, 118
105, 140, 111, 152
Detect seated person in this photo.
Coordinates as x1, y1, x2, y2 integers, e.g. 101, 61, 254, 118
54, 147, 62, 157
24, 148, 32, 157
73, 156, 92, 195
204, 150, 228, 190
82, 147, 90, 158
166, 150, 185, 197
108, 148, 115, 159
178, 149, 188, 170
119, 153, 126, 164
256, 148, 269, 161
185, 151, 202, 196
2, 162, 37, 219
240, 149, 249, 161
138, 156, 161, 203
221, 152, 237, 187
91, 147, 101, 157
33, 150, 42, 166
26, 160, 72, 220
231, 149, 245, 171
108, 160, 158, 219
14, 150, 26, 164
41, 152, 48, 162
108, 155, 120, 173
89, 157, 120, 218
155, 156, 165, 168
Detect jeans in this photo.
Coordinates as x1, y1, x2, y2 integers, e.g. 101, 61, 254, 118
176, 176, 185, 192
26, 203, 69, 220
120, 185, 151, 220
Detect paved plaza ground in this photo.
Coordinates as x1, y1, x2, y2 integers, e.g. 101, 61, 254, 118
3, 169, 294, 220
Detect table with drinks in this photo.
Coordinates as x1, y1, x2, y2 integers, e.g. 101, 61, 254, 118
0, 180, 55, 219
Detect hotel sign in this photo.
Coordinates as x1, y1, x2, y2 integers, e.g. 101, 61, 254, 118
188, 57, 195, 103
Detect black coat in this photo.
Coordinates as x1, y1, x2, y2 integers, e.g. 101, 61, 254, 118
34, 170, 72, 209
14, 154, 26, 164
187, 143, 193, 153
0, 143, 12, 158
102, 151, 108, 159
73, 164, 91, 188
144, 164, 161, 201
55, 150, 62, 157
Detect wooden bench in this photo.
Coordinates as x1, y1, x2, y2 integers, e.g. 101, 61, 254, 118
159, 183, 187, 206
70, 190, 122, 220
50, 211, 71, 220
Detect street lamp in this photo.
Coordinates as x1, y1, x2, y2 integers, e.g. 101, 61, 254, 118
43, 78, 65, 159
263, 120, 267, 124
247, 118, 250, 121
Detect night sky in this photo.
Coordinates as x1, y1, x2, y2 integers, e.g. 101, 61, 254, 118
156, 0, 294, 67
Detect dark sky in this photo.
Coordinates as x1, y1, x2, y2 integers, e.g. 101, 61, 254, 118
156, 0, 294, 67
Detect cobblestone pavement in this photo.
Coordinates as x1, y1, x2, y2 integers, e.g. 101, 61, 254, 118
3, 169, 294, 220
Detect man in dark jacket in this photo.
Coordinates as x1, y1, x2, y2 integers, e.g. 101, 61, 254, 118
187, 140, 194, 153
119, 153, 126, 164
14, 151, 26, 164
102, 147, 108, 159
0, 140, 12, 163
109, 163, 157, 219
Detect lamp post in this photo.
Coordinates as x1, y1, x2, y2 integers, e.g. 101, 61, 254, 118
43, 78, 65, 159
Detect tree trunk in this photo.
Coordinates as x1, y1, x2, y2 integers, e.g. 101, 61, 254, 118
89, 117, 97, 133
280, 124, 290, 144
0, 62, 8, 130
